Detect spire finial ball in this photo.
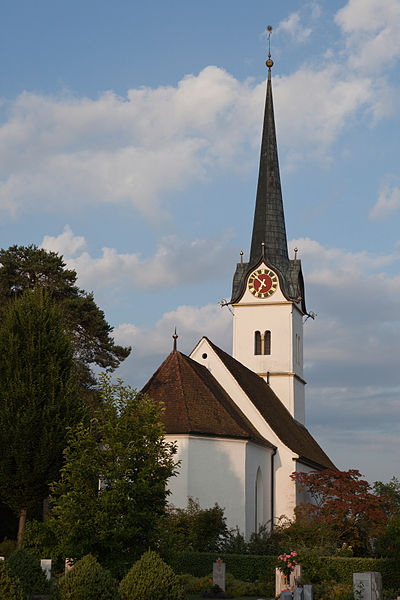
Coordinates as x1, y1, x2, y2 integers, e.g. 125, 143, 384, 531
266, 58, 274, 68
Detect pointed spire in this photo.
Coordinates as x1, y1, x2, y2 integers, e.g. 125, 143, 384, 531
249, 28, 288, 267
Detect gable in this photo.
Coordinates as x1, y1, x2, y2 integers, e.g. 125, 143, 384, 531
191, 337, 335, 470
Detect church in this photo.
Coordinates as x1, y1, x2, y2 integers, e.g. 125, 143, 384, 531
142, 50, 335, 538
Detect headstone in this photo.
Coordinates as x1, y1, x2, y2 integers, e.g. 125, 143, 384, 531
280, 592, 292, 600
40, 559, 51, 581
213, 558, 226, 592
294, 587, 304, 600
304, 584, 313, 600
353, 572, 382, 600
0, 556, 4, 561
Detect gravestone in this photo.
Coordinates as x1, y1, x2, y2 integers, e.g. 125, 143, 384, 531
353, 572, 382, 600
280, 592, 292, 600
213, 558, 226, 592
303, 584, 313, 600
294, 587, 304, 600
0, 556, 4, 561
40, 559, 51, 580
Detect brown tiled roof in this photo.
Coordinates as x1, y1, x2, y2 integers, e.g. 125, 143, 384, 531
203, 338, 336, 470
141, 350, 274, 449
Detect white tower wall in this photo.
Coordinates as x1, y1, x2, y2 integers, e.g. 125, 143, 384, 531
232, 263, 305, 423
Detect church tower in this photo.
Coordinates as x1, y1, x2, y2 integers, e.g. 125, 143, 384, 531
230, 45, 307, 424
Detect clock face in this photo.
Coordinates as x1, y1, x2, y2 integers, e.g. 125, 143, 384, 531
248, 268, 278, 298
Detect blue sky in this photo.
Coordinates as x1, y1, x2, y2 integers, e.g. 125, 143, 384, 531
1, 0, 400, 487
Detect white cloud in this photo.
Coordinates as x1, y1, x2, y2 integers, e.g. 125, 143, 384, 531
0, 67, 264, 220
0, 37, 397, 220
41, 225, 86, 257
289, 237, 400, 381
114, 303, 232, 359
276, 12, 312, 43
369, 183, 400, 220
335, 0, 400, 73
40, 227, 233, 291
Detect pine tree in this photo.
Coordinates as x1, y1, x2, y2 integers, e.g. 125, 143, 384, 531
0, 288, 83, 546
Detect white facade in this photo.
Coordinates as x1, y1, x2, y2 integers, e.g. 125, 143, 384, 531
191, 337, 300, 525
166, 433, 273, 537
232, 261, 306, 424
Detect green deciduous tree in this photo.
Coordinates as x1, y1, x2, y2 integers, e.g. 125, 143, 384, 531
0, 288, 83, 546
49, 375, 177, 577
0, 244, 130, 394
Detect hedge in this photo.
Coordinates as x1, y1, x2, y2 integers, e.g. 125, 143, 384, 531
166, 553, 400, 590
327, 557, 400, 589
166, 552, 276, 582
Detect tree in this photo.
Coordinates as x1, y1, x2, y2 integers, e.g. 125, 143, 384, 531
373, 477, 400, 559
290, 470, 394, 555
0, 288, 83, 547
49, 375, 177, 576
0, 244, 130, 394
157, 497, 228, 555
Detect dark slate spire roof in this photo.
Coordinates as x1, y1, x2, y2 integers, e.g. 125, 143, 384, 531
249, 68, 288, 267
231, 60, 307, 313
141, 350, 274, 448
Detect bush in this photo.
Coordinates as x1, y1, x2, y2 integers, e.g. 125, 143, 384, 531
177, 571, 269, 597
313, 582, 353, 600
0, 561, 24, 600
0, 537, 17, 558
58, 554, 120, 600
120, 550, 185, 600
6, 548, 49, 597
166, 551, 276, 582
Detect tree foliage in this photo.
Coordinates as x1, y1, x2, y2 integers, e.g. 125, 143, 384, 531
59, 554, 120, 600
49, 375, 177, 576
158, 497, 228, 555
0, 288, 83, 545
0, 244, 130, 392
290, 469, 394, 555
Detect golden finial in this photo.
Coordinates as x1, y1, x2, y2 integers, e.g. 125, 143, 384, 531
294, 247, 298, 263
266, 25, 274, 79
172, 327, 178, 352
261, 241, 265, 258
240, 250, 244, 264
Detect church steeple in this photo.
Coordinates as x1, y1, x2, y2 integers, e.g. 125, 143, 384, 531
231, 37, 306, 314
249, 53, 288, 267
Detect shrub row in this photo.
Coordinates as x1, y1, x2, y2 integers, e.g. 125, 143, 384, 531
328, 557, 400, 589
167, 552, 400, 591
166, 551, 276, 582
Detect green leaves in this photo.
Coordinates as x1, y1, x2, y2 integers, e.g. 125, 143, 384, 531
0, 244, 130, 393
0, 288, 83, 541
49, 376, 177, 577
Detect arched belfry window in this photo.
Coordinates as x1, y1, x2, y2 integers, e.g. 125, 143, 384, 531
254, 331, 271, 355
264, 330, 271, 355
254, 331, 261, 355
255, 467, 263, 533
